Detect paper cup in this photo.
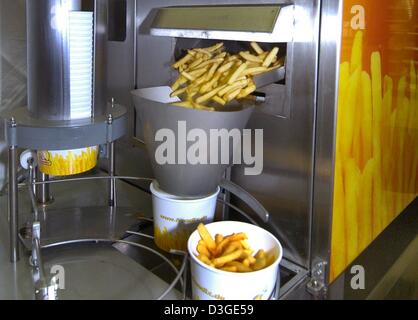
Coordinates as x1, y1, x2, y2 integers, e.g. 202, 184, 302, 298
188, 221, 283, 300
69, 11, 93, 121
151, 181, 219, 252
38, 146, 98, 177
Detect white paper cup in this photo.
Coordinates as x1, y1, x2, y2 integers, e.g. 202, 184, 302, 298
188, 221, 283, 300
151, 181, 220, 252
38, 146, 98, 176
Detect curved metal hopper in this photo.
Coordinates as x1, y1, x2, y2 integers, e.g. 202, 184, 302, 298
132, 87, 254, 197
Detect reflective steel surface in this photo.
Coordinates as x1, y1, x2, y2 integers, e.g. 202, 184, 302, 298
26, 0, 72, 120
131, 1, 319, 268
0, 172, 181, 300
92, 0, 108, 118
231, 0, 321, 268
310, 0, 343, 282
111, 0, 339, 279
26, 0, 108, 121
149, 5, 295, 43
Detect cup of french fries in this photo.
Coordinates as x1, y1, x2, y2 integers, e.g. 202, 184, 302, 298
187, 221, 283, 300
151, 181, 220, 252
169, 42, 282, 111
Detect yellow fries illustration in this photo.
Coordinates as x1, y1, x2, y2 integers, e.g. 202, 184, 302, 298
38, 147, 99, 176
330, 30, 418, 281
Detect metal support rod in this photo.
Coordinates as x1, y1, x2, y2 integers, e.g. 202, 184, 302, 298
108, 113, 116, 207
109, 206, 116, 239
28, 172, 40, 222
32, 176, 153, 186
37, 173, 51, 205
31, 222, 45, 277
28, 160, 37, 197
216, 198, 259, 226
158, 249, 188, 301
32, 223, 57, 301
8, 121, 19, 262
182, 256, 188, 300
33, 238, 45, 278
108, 142, 116, 207
221, 167, 232, 220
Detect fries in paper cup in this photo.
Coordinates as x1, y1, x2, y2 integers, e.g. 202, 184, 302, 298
188, 221, 283, 300
193, 223, 276, 273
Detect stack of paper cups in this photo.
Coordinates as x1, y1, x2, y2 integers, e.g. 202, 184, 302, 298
69, 11, 94, 120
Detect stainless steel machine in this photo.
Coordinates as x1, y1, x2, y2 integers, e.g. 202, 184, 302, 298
108, 0, 339, 299
0, 0, 340, 298
0, 0, 351, 300
2, 0, 131, 299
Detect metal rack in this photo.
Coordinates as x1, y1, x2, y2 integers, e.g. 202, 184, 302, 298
21, 172, 186, 300
3, 101, 128, 264
18, 170, 285, 300
2, 95, 292, 299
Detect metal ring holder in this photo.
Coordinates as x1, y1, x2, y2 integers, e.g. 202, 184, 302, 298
3, 102, 127, 264
28, 176, 280, 300
24, 174, 190, 300
4, 103, 280, 299
19, 174, 280, 300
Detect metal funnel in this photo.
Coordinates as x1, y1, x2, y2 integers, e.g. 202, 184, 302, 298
132, 87, 254, 197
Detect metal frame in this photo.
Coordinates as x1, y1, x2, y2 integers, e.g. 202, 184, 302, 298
228, 0, 321, 271
279, 258, 309, 298
309, 0, 343, 296
131, 0, 321, 271
8, 128, 19, 262
25, 173, 189, 300
1, 0, 314, 300
3, 104, 127, 151
0, 0, 351, 299
149, 4, 295, 43
3, 102, 128, 262
112, 0, 323, 298
26, 0, 109, 121
22, 173, 286, 300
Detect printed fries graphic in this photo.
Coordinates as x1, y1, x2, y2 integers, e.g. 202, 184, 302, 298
170, 42, 283, 110
155, 226, 194, 252
330, 30, 418, 280
195, 223, 276, 273
38, 147, 99, 176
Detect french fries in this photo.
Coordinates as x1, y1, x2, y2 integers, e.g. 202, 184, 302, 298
195, 223, 277, 273
170, 42, 282, 110
197, 223, 217, 253
250, 42, 264, 55
239, 51, 263, 63
262, 47, 279, 68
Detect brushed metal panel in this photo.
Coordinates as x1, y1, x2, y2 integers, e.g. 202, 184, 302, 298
311, 0, 343, 284
107, 0, 136, 126
93, 0, 109, 118
230, 0, 321, 268
26, 0, 108, 121
136, 0, 293, 89
26, 0, 71, 120
131, 0, 322, 269
106, 0, 151, 180
148, 4, 295, 43
152, 5, 281, 33
128, 1, 294, 181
